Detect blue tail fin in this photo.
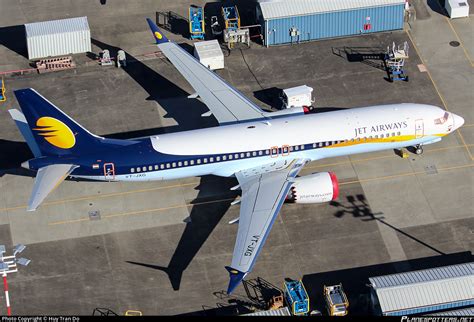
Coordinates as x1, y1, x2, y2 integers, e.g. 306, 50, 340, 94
14, 88, 105, 156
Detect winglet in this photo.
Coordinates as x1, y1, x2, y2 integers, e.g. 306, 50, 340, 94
146, 18, 169, 44
225, 266, 246, 294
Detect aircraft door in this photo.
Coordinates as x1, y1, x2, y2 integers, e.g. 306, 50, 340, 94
104, 163, 115, 181
415, 119, 424, 138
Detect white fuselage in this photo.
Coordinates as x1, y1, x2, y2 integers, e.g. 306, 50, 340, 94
73, 103, 463, 182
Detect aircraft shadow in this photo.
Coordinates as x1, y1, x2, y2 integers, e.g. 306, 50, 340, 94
91, 38, 218, 133
330, 194, 446, 256
127, 175, 239, 291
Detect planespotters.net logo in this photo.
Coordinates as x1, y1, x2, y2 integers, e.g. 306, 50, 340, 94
401, 316, 473, 322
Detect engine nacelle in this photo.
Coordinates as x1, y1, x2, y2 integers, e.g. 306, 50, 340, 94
287, 172, 339, 204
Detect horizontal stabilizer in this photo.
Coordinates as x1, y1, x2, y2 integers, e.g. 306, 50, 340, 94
28, 164, 78, 211
8, 109, 42, 157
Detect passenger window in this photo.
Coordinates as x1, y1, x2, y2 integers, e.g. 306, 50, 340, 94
172, 162, 176, 168
282, 145, 290, 156
160, 164, 165, 169
300, 145, 305, 150
216, 156, 220, 162
149, 166, 153, 171
265, 149, 270, 155
246, 152, 250, 157
184, 161, 188, 166
229, 155, 233, 160
313, 143, 317, 148
204, 158, 208, 163
190, 160, 194, 165
318, 142, 323, 147
240, 153, 245, 158
271, 146, 278, 157
154, 165, 158, 170
374, 135, 378, 139
210, 157, 214, 162
131, 168, 135, 173
252, 151, 256, 156
142, 166, 147, 171
166, 163, 170, 169
137, 167, 141, 172
197, 159, 201, 164
258, 151, 263, 156
177, 162, 182, 167
222, 155, 226, 161
392, 132, 395, 137
295, 145, 299, 151
397, 131, 401, 136
234, 154, 239, 159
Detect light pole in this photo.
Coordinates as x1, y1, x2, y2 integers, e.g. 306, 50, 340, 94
0, 244, 30, 316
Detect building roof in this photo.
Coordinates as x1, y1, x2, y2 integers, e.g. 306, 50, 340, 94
258, 0, 405, 20
25, 17, 90, 37
369, 263, 474, 314
425, 307, 474, 316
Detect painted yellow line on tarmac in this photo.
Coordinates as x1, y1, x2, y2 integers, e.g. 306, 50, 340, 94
445, 17, 474, 67
306, 144, 473, 170
48, 163, 473, 226
339, 163, 473, 186
49, 197, 235, 226
2, 144, 472, 214
0, 181, 200, 213
406, 30, 473, 161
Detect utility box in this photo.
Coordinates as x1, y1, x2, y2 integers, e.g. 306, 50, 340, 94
284, 280, 310, 315
445, 0, 469, 18
280, 85, 314, 109
193, 40, 224, 70
25, 16, 91, 60
324, 284, 349, 316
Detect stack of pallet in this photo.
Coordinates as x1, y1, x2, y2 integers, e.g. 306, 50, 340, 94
36, 56, 76, 73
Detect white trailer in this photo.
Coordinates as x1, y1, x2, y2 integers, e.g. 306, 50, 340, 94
445, 0, 469, 18
280, 85, 314, 109
193, 40, 224, 70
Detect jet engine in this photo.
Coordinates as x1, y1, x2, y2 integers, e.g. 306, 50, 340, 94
287, 172, 339, 203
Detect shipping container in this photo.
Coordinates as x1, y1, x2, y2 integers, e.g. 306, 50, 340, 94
25, 16, 91, 60
257, 0, 405, 46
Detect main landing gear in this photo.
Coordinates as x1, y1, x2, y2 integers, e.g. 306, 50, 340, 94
414, 144, 423, 155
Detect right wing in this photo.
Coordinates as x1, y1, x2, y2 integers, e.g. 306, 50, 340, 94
146, 18, 268, 125
226, 158, 308, 293
27, 164, 78, 211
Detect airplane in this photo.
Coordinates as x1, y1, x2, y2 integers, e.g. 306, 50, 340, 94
8, 18, 464, 295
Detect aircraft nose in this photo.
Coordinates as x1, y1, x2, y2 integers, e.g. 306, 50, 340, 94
453, 113, 465, 129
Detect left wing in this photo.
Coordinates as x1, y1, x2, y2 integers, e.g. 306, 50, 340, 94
226, 158, 308, 294
146, 18, 268, 125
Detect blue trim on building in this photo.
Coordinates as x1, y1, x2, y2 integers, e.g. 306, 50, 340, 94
384, 300, 474, 316
263, 4, 405, 46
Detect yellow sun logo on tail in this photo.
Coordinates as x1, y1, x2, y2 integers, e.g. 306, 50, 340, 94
33, 117, 76, 149
154, 31, 163, 40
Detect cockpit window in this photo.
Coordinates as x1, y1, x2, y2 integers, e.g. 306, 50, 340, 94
434, 112, 449, 125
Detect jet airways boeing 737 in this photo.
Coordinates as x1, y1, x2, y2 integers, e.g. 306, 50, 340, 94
8, 19, 464, 294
